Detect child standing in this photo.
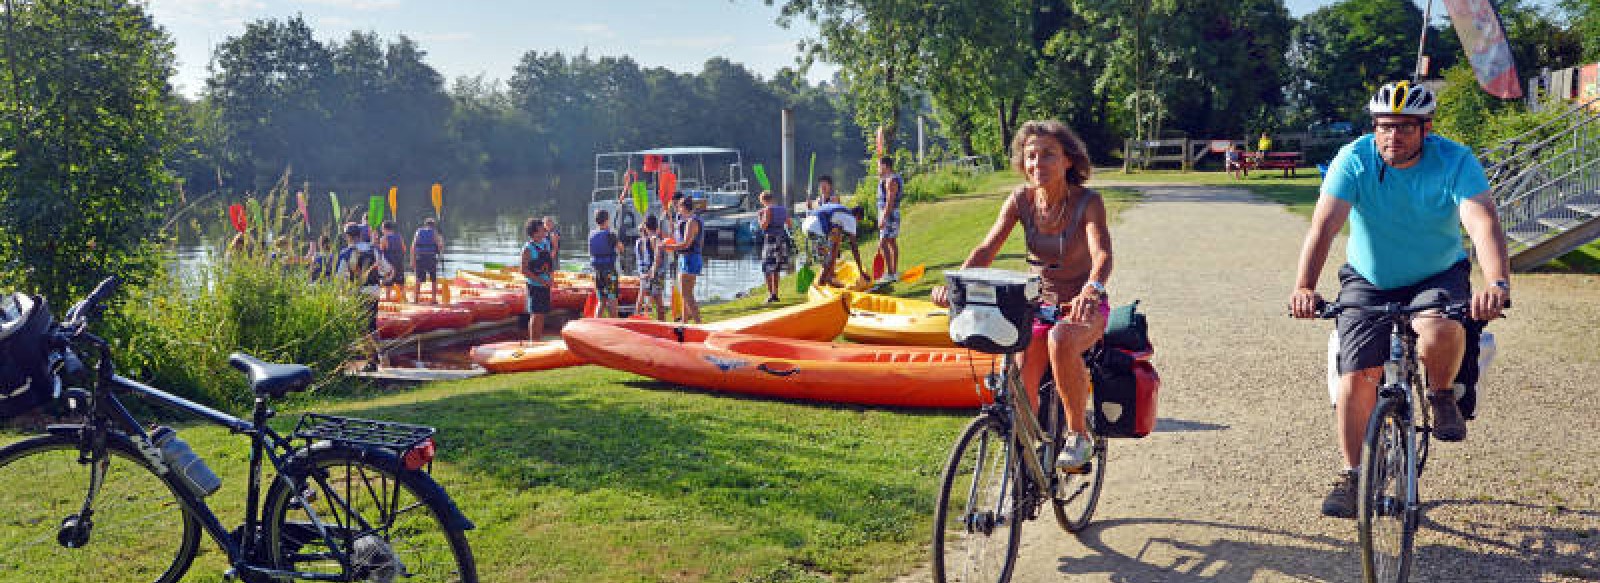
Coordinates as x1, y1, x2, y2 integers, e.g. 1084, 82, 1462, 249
1226, 144, 1248, 180
378, 220, 407, 302
757, 190, 791, 302
521, 218, 555, 341
634, 215, 667, 320
588, 209, 625, 318
411, 217, 445, 303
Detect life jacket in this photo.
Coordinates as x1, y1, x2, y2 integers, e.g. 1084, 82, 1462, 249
339, 244, 382, 287
589, 229, 619, 268
413, 227, 440, 256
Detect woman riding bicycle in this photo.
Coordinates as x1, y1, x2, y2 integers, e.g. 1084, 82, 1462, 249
933, 119, 1113, 471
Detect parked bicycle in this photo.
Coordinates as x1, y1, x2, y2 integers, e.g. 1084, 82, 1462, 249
1311, 298, 1493, 583
931, 269, 1106, 583
0, 276, 477, 582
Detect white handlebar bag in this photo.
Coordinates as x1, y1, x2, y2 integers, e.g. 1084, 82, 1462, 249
945, 268, 1040, 355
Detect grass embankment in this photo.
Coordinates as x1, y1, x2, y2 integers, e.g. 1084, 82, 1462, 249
0, 174, 1135, 583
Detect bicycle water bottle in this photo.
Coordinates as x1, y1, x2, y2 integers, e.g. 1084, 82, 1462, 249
150, 426, 222, 497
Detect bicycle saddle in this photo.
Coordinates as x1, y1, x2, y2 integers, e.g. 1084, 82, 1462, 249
228, 352, 313, 398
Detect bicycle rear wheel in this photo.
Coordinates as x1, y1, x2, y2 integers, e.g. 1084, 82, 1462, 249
0, 433, 200, 583
264, 445, 477, 582
932, 414, 1022, 583
1358, 397, 1416, 583
1040, 380, 1106, 533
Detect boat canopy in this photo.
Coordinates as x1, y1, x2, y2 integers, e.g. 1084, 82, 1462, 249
602, 146, 740, 156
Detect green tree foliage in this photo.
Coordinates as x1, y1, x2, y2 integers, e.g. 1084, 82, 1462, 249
206, 15, 336, 187
0, 0, 178, 303
1433, 62, 1508, 150
1561, 0, 1600, 61
1290, 0, 1428, 126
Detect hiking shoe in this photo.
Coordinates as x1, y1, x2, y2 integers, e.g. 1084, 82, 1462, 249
765, 295, 780, 303
1428, 391, 1467, 442
1321, 470, 1359, 519
360, 360, 380, 373
1055, 432, 1094, 471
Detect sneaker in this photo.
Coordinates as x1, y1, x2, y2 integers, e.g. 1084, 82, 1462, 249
360, 360, 379, 373
1321, 470, 1359, 519
1055, 432, 1094, 471
1428, 391, 1467, 442
765, 295, 780, 304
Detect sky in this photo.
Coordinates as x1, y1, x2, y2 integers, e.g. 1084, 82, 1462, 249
147, 0, 1561, 98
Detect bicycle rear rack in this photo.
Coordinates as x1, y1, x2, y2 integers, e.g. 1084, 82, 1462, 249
292, 413, 435, 452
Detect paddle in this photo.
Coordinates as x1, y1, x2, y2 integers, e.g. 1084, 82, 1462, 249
581, 291, 598, 319
329, 192, 341, 232
807, 152, 816, 198
631, 181, 649, 217
752, 163, 771, 192
368, 196, 384, 228
795, 257, 815, 294
660, 169, 677, 203
872, 252, 885, 280
228, 204, 247, 234
388, 186, 398, 219
295, 191, 310, 230
430, 183, 443, 219
898, 264, 925, 283
246, 198, 265, 238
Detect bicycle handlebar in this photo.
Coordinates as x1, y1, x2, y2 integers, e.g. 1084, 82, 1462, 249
1311, 299, 1470, 320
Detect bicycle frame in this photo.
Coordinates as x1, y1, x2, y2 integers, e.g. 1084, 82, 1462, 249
60, 336, 366, 581
989, 352, 1054, 497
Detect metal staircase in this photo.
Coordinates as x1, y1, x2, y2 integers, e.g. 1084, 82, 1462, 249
1480, 96, 1600, 271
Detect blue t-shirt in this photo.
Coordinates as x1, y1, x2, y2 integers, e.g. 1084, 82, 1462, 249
1323, 134, 1489, 289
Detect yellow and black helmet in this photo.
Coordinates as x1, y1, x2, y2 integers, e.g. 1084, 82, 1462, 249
1368, 81, 1436, 117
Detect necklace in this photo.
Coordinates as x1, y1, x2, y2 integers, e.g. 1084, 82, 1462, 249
1033, 186, 1070, 231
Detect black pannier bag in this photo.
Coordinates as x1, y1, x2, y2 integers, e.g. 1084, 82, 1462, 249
1091, 300, 1160, 438
1, 293, 57, 418
944, 268, 1041, 355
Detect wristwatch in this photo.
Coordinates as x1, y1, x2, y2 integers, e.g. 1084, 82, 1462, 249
1085, 280, 1108, 298
1492, 280, 1511, 293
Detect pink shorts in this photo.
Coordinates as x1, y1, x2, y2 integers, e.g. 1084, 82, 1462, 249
1031, 302, 1111, 343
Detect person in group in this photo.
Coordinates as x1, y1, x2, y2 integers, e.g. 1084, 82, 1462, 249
931, 119, 1113, 471
757, 190, 792, 303
542, 216, 561, 260
634, 214, 667, 320
813, 202, 866, 289
661, 195, 704, 323
875, 156, 904, 284
334, 223, 384, 371
307, 235, 334, 282
377, 220, 407, 301
1257, 131, 1273, 154
1226, 143, 1248, 180
411, 217, 445, 303
589, 209, 625, 318
1287, 81, 1510, 519
807, 174, 839, 210
521, 218, 555, 342
224, 232, 254, 260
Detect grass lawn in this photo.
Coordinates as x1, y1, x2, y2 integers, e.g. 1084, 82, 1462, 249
1, 172, 1137, 583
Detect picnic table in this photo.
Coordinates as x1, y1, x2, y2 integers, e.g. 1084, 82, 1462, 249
1249, 151, 1302, 177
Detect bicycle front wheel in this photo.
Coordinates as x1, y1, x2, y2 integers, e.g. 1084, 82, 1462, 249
264, 446, 477, 582
932, 414, 1022, 583
1358, 397, 1417, 583
1040, 380, 1106, 533
0, 433, 200, 583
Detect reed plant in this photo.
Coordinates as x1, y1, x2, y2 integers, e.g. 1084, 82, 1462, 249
104, 173, 369, 410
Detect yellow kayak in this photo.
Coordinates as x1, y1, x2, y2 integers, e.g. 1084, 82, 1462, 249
809, 285, 953, 347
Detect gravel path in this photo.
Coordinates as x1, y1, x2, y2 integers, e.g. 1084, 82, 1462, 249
898, 185, 1600, 583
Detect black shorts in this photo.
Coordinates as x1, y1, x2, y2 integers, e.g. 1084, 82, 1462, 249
415, 255, 438, 283
594, 267, 620, 300
525, 284, 552, 315
361, 294, 379, 333
1335, 260, 1471, 374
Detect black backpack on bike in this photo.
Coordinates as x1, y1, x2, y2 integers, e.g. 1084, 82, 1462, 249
0, 293, 57, 419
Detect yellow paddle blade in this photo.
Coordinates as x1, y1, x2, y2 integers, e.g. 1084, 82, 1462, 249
388, 186, 398, 217
671, 283, 684, 320
898, 264, 925, 283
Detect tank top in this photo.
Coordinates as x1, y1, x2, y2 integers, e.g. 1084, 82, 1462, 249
635, 235, 655, 273
1013, 186, 1097, 305
877, 173, 903, 213
413, 227, 440, 255
677, 215, 704, 255
762, 205, 788, 238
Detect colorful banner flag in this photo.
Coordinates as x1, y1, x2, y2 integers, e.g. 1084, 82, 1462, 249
1442, 0, 1522, 99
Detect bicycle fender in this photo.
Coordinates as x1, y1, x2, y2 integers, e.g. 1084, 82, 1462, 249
284, 441, 476, 531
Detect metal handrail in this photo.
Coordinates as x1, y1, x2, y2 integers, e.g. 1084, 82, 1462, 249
1479, 95, 1600, 161
1485, 110, 1600, 191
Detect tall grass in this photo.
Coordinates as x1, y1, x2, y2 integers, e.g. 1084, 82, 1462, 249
105, 175, 370, 410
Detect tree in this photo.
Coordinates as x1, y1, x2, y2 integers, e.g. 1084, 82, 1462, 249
0, 0, 179, 303
1290, 0, 1427, 125
1560, 0, 1600, 61
205, 15, 336, 188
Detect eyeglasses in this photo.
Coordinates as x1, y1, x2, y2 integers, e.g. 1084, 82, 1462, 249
1374, 122, 1422, 135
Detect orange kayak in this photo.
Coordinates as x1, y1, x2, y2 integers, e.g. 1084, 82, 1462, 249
375, 313, 416, 340
470, 340, 583, 373
470, 295, 850, 374
451, 297, 514, 323
561, 322, 993, 408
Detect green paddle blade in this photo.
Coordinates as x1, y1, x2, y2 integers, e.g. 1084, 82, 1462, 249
368, 196, 384, 227
807, 152, 816, 195
631, 181, 649, 216
796, 264, 815, 294
329, 192, 341, 227
752, 164, 771, 192
482, 261, 505, 270
246, 198, 265, 235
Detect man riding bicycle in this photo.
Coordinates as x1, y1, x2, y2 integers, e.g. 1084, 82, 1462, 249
1288, 81, 1510, 519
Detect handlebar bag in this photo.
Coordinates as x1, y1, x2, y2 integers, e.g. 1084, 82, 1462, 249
0, 293, 56, 418
945, 268, 1040, 354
